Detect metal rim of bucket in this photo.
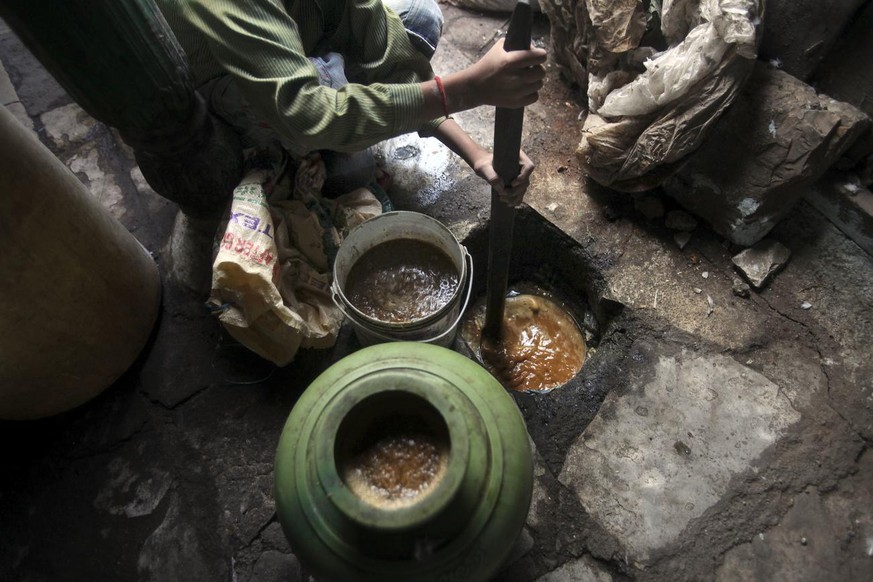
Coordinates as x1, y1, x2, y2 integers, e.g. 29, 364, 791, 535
332, 211, 468, 332
333, 249, 474, 346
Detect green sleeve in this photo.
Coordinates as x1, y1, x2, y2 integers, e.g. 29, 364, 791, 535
179, 0, 431, 155
338, 0, 448, 135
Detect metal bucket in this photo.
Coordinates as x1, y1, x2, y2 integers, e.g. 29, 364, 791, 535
331, 211, 473, 347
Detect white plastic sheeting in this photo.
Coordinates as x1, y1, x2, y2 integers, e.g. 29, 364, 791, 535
540, 0, 763, 190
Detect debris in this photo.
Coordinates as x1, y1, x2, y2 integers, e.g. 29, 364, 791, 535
663, 64, 871, 246
665, 210, 698, 232
674, 441, 692, 456
557, 165, 568, 173
706, 295, 714, 316
731, 239, 792, 289
732, 277, 751, 298
841, 179, 860, 195
674, 231, 692, 249
634, 194, 665, 220
801, 537, 808, 546
558, 0, 763, 191
702, 271, 710, 279
693, 287, 702, 294
800, 301, 812, 310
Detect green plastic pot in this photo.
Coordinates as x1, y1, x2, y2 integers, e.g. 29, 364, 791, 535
274, 342, 533, 581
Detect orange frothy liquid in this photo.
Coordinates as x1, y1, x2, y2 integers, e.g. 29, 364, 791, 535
344, 239, 459, 324
463, 293, 587, 391
342, 422, 448, 509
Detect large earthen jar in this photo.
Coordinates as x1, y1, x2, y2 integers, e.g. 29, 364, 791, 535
274, 342, 533, 581
0, 105, 160, 419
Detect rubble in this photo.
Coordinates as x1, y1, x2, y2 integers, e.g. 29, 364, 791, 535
732, 277, 751, 298
665, 210, 698, 232
663, 64, 870, 246
674, 231, 691, 249
731, 239, 792, 289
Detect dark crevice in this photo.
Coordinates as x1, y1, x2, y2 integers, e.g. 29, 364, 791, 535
140, 383, 212, 411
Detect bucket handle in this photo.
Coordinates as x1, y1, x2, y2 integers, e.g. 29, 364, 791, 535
331, 246, 474, 346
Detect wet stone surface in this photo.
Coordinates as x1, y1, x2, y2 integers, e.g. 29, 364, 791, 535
561, 341, 801, 564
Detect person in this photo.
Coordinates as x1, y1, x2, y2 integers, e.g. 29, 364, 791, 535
155, 0, 547, 205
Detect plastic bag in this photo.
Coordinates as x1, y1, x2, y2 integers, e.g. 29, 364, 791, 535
208, 152, 382, 366
580, 52, 753, 191
540, 0, 763, 191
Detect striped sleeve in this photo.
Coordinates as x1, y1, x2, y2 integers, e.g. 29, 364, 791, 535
170, 0, 432, 155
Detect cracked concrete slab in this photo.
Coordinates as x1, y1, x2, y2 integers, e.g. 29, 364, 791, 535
560, 348, 801, 565
716, 448, 873, 582
536, 555, 614, 582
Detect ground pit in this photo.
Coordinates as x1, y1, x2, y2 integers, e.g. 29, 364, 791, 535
459, 282, 591, 393
331, 207, 628, 474
449, 206, 628, 474
333, 207, 631, 472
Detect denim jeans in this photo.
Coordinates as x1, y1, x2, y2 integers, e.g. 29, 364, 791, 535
385, 0, 444, 59
312, 0, 444, 88
313, 0, 443, 194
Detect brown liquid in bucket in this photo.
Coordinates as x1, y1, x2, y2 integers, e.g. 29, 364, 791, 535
344, 239, 459, 324
341, 416, 449, 509
461, 290, 587, 392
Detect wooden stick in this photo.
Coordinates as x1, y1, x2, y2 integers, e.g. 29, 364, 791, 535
483, 0, 532, 342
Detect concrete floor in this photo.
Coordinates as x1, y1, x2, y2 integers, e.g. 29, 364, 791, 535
2, 4, 872, 582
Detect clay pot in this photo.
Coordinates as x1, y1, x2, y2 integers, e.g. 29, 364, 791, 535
0, 105, 160, 419
274, 342, 533, 581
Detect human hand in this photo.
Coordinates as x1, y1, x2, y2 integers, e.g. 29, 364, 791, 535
472, 149, 535, 207
463, 38, 547, 109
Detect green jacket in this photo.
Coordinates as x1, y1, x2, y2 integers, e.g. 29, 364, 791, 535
157, 0, 441, 155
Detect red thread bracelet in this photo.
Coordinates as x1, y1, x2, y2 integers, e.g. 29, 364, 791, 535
434, 75, 449, 118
